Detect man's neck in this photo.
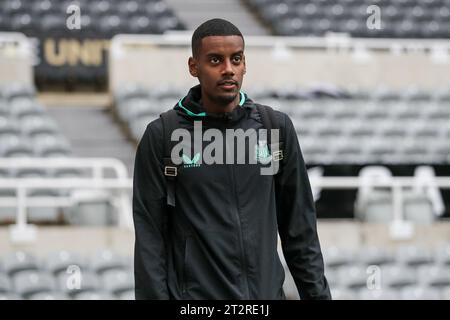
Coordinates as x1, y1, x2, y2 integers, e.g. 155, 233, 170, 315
200, 93, 240, 114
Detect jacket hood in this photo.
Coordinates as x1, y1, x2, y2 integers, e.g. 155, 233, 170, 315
174, 84, 254, 124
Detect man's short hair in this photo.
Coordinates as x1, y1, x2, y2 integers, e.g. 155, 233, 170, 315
191, 18, 244, 57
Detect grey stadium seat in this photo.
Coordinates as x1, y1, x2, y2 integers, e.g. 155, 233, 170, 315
58, 270, 100, 297
9, 98, 44, 119
0, 274, 12, 294
44, 250, 87, 277
118, 289, 135, 300
358, 288, 399, 300
11, 168, 60, 223
74, 290, 116, 300
0, 117, 21, 138
101, 269, 134, 295
89, 250, 127, 275
20, 115, 59, 137
65, 189, 115, 226
337, 265, 368, 290
381, 264, 417, 289
435, 245, 450, 266
0, 293, 22, 300
31, 134, 71, 157
12, 270, 55, 298
355, 166, 393, 222
0, 136, 34, 157
322, 246, 354, 269
330, 287, 357, 300
402, 191, 434, 225
441, 287, 450, 300
417, 265, 450, 288
356, 247, 395, 266
396, 245, 434, 267
400, 286, 441, 300
28, 292, 69, 300
3, 251, 40, 277
2, 83, 35, 101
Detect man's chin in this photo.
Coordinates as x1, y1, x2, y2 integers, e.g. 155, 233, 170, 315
215, 92, 239, 105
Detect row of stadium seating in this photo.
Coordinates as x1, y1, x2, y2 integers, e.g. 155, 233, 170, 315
2, 245, 449, 299
0, 0, 185, 37
285, 244, 450, 299
0, 84, 123, 225
0, 250, 134, 300
245, 0, 450, 38
0, 84, 72, 159
113, 84, 450, 165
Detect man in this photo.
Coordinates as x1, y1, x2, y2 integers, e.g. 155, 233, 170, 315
133, 18, 331, 300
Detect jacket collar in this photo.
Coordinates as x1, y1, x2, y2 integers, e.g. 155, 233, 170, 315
174, 85, 253, 123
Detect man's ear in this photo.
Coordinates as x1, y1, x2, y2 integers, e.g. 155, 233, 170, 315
188, 57, 198, 77
243, 55, 246, 74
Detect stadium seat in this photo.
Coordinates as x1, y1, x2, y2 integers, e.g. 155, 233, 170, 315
400, 286, 441, 300
0, 274, 12, 294
28, 292, 69, 300
44, 251, 87, 277
396, 245, 434, 267
118, 289, 134, 300
89, 250, 127, 275
441, 287, 450, 300
3, 251, 40, 277
356, 247, 395, 266
101, 269, 134, 295
435, 245, 450, 266
330, 287, 357, 300
417, 265, 450, 288
337, 265, 368, 290
381, 264, 417, 288
12, 270, 55, 298
0, 293, 22, 300
65, 189, 114, 226
74, 290, 116, 300
57, 270, 100, 297
358, 288, 399, 300
355, 166, 393, 222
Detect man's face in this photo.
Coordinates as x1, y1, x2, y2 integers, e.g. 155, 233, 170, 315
189, 35, 246, 107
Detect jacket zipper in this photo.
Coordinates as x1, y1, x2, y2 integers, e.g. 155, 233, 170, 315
228, 144, 251, 299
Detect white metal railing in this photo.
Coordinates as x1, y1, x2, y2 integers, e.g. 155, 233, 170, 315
0, 158, 133, 243
1, 158, 450, 242
309, 176, 450, 240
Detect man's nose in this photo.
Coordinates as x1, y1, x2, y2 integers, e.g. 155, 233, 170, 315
222, 59, 235, 76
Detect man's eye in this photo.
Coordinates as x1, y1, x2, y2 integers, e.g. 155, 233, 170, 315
233, 56, 242, 63
210, 57, 220, 64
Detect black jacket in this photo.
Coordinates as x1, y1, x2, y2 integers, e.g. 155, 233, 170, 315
133, 85, 331, 300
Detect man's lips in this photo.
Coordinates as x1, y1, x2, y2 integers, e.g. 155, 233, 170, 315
218, 80, 238, 89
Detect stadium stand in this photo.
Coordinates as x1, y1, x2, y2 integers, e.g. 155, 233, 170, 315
0, 249, 135, 300
245, 0, 450, 38
0, 0, 186, 90
2, 0, 450, 301
2, 241, 449, 300
112, 83, 450, 166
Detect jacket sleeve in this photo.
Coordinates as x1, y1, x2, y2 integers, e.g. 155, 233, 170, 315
275, 113, 331, 300
133, 121, 170, 299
